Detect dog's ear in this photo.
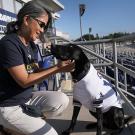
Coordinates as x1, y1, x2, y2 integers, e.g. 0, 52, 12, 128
51, 44, 73, 60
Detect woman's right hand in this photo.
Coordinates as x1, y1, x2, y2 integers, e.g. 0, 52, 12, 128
57, 60, 75, 72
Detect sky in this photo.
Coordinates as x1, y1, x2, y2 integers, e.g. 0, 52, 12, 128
55, 0, 135, 40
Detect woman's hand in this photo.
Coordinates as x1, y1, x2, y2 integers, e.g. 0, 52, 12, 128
57, 60, 75, 72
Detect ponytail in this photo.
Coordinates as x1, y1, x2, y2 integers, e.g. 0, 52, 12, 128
5, 21, 19, 34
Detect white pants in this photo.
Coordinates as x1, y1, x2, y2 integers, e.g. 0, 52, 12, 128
0, 91, 69, 135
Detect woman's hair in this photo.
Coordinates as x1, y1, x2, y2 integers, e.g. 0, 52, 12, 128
5, 1, 52, 34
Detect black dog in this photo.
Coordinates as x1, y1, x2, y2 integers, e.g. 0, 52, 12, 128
51, 44, 125, 135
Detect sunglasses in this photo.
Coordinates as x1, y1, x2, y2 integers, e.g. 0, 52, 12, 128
30, 17, 47, 30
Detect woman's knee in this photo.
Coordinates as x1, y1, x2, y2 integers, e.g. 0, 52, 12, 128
58, 92, 69, 109
49, 92, 69, 116
38, 91, 69, 117
31, 91, 69, 107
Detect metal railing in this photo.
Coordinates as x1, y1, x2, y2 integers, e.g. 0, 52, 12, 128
50, 34, 135, 116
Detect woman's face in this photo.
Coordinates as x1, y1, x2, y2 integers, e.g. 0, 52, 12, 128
24, 13, 49, 42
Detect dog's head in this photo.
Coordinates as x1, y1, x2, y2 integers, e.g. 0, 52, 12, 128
51, 44, 82, 61
51, 43, 90, 81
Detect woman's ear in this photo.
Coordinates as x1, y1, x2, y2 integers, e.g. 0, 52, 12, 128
23, 15, 31, 26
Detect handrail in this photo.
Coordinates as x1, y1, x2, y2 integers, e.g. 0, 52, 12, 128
49, 36, 112, 45
78, 45, 113, 63
50, 33, 135, 45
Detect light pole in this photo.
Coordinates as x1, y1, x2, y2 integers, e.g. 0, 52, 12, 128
79, 4, 85, 41
89, 27, 92, 40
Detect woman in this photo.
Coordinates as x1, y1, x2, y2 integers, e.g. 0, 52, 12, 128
0, 1, 74, 135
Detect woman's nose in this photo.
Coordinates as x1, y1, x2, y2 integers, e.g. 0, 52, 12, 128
40, 27, 44, 33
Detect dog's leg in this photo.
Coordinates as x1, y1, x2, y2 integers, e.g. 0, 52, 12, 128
61, 100, 81, 135
93, 99, 103, 135
68, 105, 81, 131
96, 107, 103, 135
